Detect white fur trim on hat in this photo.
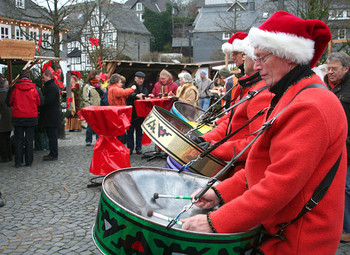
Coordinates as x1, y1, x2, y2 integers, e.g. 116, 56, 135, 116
247, 27, 315, 65
222, 42, 234, 55
241, 38, 255, 60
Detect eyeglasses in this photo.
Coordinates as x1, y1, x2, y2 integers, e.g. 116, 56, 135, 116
327, 66, 344, 72
254, 53, 273, 64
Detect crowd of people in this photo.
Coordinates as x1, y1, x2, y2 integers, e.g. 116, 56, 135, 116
0, 9, 350, 253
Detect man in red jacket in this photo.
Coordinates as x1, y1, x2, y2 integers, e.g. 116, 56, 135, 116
183, 11, 348, 255
198, 33, 271, 176
6, 70, 44, 168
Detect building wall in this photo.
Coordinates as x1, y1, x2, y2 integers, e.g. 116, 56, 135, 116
193, 31, 223, 62
118, 33, 150, 61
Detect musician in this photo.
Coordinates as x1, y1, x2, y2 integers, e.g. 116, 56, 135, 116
183, 11, 347, 254
194, 33, 271, 175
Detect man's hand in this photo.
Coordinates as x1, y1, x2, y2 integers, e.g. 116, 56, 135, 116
182, 214, 213, 233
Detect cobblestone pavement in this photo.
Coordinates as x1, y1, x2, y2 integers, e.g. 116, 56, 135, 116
0, 131, 349, 254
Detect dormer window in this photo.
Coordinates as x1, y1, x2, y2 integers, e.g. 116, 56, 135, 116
16, 0, 25, 9
136, 3, 142, 11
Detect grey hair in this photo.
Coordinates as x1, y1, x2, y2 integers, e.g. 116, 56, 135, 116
109, 73, 121, 85
178, 72, 193, 83
327, 52, 350, 68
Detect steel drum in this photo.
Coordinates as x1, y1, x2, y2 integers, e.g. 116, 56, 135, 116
171, 101, 212, 135
92, 167, 261, 255
142, 106, 225, 177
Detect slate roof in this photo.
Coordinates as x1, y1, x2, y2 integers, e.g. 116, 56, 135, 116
0, 0, 51, 25
124, 0, 168, 13
65, 2, 150, 42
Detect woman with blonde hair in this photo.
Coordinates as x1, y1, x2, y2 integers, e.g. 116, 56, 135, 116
150, 69, 178, 97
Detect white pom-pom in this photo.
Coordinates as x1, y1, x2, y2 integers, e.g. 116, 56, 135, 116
222, 42, 233, 55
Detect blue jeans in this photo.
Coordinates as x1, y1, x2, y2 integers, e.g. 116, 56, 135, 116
85, 124, 98, 143
127, 122, 142, 152
344, 165, 350, 234
199, 97, 211, 111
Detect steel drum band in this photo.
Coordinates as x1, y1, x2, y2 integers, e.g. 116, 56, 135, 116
92, 168, 261, 255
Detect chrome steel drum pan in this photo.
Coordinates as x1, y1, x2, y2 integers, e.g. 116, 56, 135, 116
142, 106, 225, 177
92, 167, 261, 254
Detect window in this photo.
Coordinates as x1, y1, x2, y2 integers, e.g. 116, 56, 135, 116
29, 28, 39, 41
329, 9, 350, 20
136, 3, 142, 11
0, 25, 11, 39
338, 29, 347, 39
137, 13, 144, 22
15, 27, 25, 40
222, 32, 231, 40
15, 0, 25, 9
42, 31, 51, 49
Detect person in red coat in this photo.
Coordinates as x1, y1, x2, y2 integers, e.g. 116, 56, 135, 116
108, 74, 136, 106
6, 70, 44, 167
183, 11, 348, 255
149, 69, 178, 98
199, 34, 271, 176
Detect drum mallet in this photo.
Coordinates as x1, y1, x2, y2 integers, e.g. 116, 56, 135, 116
153, 193, 191, 200
147, 210, 184, 226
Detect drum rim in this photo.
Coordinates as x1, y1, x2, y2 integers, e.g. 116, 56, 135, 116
151, 106, 226, 167
172, 101, 205, 123
101, 167, 261, 236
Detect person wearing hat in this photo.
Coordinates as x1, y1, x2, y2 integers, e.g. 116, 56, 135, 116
196, 70, 214, 111
217, 66, 239, 110
175, 67, 193, 86
182, 11, 347, 254
65, 71, 82, 132
222, 32, 248, 77
194, 36, 271, 176
126, 71, 149, 154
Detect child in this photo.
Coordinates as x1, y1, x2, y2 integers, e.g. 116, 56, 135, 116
108, 74, 136, 106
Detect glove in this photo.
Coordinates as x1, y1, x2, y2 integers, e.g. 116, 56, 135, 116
189, 135, 206, 144
198, 141, 211, 150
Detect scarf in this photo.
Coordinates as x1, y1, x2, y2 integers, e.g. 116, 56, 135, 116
266, 64, 314, 119
90, 79, 101, 89
160, 77, 173, 94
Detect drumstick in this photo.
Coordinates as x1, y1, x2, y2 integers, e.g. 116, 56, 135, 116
153, 193, 191, 200
147, 210, 184, 226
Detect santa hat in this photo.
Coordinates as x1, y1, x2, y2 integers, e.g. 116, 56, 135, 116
247, 11, 331, 68
71, 71, 82, 79
222, 32, 248, 55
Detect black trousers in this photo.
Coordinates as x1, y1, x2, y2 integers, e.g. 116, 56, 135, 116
46, 127, 58, 158
14, 126, 35, 166
0, 131, 12, 161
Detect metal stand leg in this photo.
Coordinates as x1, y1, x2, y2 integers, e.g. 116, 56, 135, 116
142, 145, 167, 161
87, 176, 104, 188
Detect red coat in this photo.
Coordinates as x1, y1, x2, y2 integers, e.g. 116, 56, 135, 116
108, 84, 135, 106
203, 78, 271, 163
152, 80, 178, 97
210, 74, 347, 254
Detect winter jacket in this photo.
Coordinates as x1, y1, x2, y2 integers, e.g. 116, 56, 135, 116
203, 73, 271, 163
5, 78, 43, 126
126, 81, 149, 121
176, 82, 199, 106
196, 77, 214, 98
324, 70, 350, 163
152, 80, 178, 97
0, 90, 12, 132
108, 84, 135, 106
82, 82, 106, 108
40, 79, 60, 128
210, 70, 347, 254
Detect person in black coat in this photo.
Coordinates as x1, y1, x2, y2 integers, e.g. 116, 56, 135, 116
125, 71, 149, 154
41, 70, 60, 161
